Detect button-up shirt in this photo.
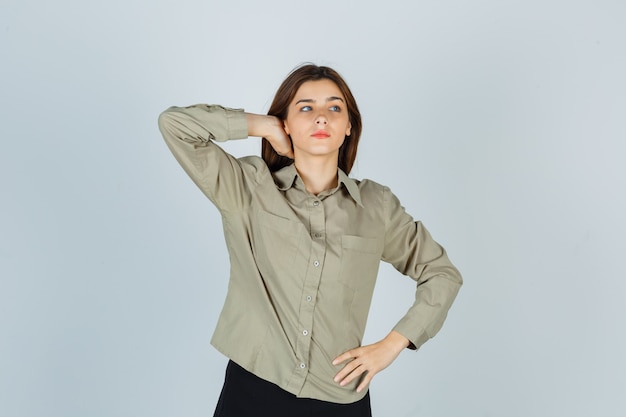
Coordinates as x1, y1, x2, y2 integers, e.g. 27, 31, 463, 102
158, 104, 462, 404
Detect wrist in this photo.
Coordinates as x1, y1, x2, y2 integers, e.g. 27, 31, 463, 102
385, 330, 410, 352
246, 113, 281, 138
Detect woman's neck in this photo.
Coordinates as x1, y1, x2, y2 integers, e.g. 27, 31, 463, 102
294, 157, 339, 195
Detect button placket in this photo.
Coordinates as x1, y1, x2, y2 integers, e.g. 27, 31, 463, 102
293, 196, 326, 384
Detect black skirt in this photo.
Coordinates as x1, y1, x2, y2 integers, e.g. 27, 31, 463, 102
213, 360, 372, 417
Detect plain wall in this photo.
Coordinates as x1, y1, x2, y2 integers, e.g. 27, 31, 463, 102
1, 1, 625, 416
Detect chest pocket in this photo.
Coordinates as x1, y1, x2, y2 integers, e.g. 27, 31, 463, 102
251, 209, 303, 281
338, 235, 383, 289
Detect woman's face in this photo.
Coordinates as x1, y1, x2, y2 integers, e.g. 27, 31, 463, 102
283, 79, 352, 163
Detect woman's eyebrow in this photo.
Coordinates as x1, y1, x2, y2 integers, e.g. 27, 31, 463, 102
295, 96, 345, 105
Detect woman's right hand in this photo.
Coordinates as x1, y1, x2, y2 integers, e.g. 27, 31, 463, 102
246, 113, 294, 159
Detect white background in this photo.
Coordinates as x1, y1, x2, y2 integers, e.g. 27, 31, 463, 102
2, 1, 625, 416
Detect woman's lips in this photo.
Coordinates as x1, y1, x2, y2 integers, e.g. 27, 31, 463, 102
312, 130, 330, 138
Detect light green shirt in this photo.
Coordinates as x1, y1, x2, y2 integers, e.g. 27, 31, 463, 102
158, 104, 462, 404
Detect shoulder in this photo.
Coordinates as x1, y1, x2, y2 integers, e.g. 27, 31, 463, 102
341, 177, 393, 213
353, 177, 392, 200
352, 177, 409, 218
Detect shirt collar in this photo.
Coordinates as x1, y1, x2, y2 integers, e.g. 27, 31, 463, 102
272, 163, 363, 207
273, 163, 299, 191
337, 168, 364, 207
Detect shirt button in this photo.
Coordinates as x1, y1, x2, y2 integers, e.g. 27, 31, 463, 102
300, 363, 306, 369
313, 260, 320, 267
313, 232, 322, 238
302, 330, 309, 336
313, 201, 320, 207
306, 295, 312, 302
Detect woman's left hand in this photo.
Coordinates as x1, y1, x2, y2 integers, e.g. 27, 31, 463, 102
332, 330, 410, 392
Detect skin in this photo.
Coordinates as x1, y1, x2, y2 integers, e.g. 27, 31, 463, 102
283, 78, 351, 192
246, 79, 411, 392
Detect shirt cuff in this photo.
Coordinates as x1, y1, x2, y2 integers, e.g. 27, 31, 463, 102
392, 320, 430, 351
224, 107, 248, 140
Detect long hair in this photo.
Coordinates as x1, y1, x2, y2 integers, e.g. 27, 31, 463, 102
262, 64, 362, 174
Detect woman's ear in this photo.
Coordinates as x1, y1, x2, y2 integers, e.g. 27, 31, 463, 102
346, 121, 352, 136
283, 120, 290, 135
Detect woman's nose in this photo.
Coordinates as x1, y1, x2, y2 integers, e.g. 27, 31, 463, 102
315, 113, 328, 125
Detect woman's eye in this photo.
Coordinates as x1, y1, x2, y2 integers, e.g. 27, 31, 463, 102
329, 105, 341, 112
300, 106, 312, 112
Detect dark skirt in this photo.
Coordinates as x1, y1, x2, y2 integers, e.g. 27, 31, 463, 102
213, 360, 372, 417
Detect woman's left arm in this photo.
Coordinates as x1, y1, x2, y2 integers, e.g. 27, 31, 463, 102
333, 186, 462, 391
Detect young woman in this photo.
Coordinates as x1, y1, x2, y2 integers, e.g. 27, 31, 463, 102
158, 64, 462, 417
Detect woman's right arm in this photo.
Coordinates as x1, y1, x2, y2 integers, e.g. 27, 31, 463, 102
158, 105, 290, 212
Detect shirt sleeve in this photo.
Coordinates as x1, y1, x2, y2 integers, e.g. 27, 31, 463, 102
157, 104, 252, 212
381, 187, 463, 350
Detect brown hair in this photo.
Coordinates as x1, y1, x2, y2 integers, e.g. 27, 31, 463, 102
262, 64, 362, 174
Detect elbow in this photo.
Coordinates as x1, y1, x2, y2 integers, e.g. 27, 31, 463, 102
158, 107, 193, 144
444, 265, 463, 291
452, 266, 463, 287
421, 263, 463, 288
157, 107, 176, 135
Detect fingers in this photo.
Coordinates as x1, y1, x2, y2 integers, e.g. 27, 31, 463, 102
356, 371, 374, 393
332, 349, 357, 366
281, 140, 294, 159
274, 144, 294, 159
333, 357, 361, 385
332, 337, 404, 392
332, 349, 357, 384
267, 122, 294, 159
337, 362, 370, 390
268, 139, 292, 159
332, 347, 377, 392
